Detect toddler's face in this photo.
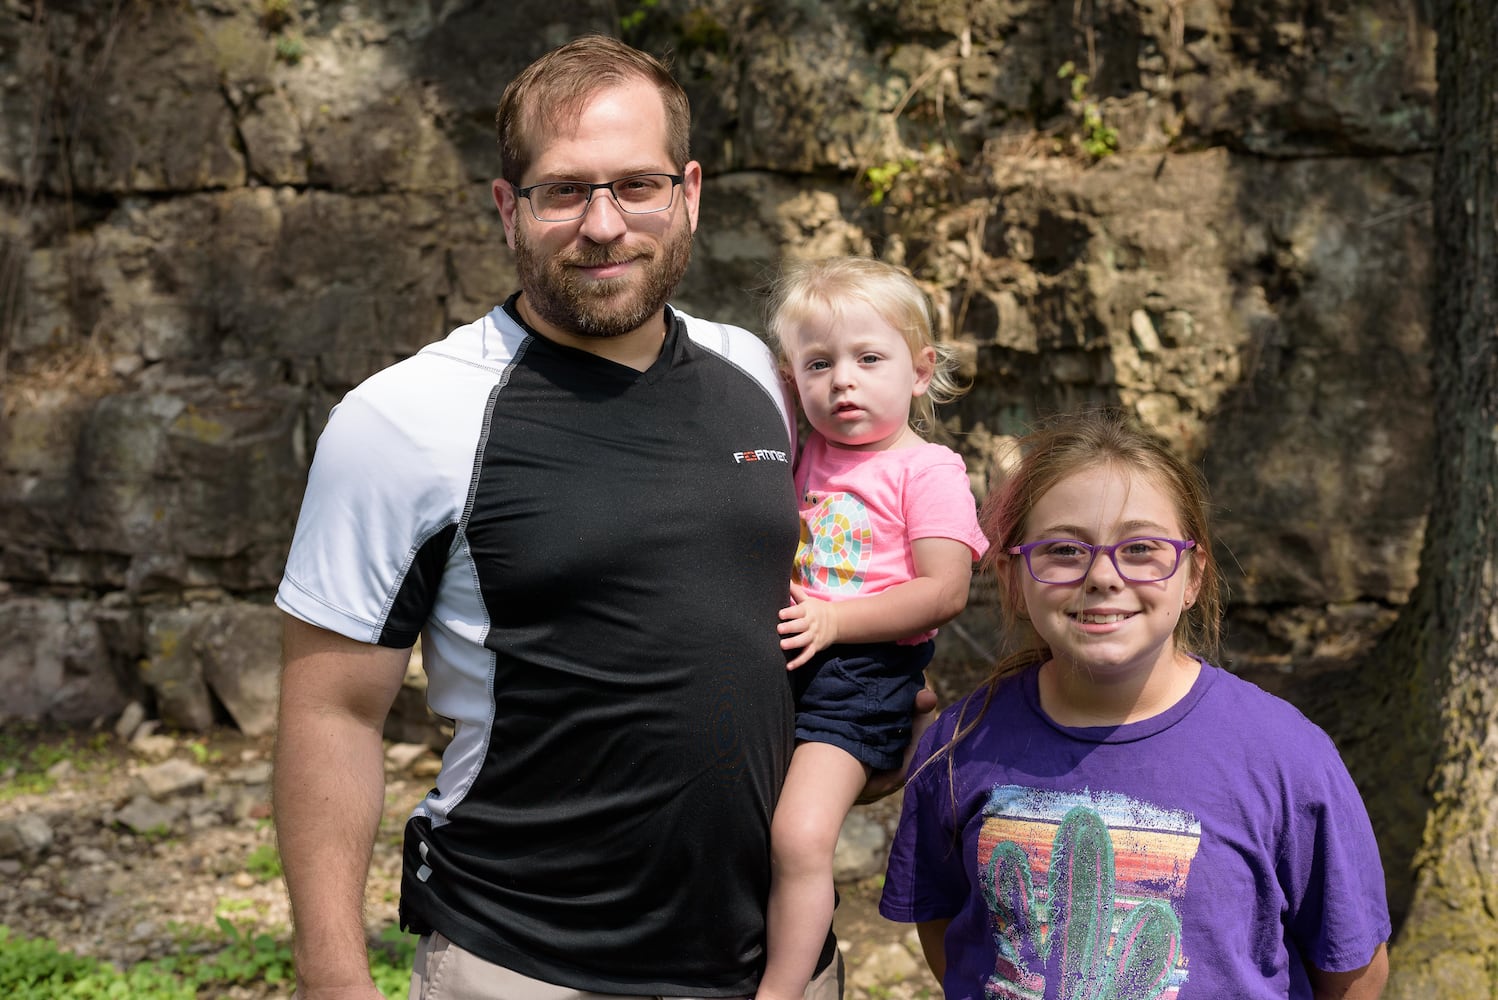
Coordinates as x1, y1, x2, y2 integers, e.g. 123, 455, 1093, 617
781, 303, 933, 451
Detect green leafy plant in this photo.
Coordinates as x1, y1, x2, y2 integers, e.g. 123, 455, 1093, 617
1057, 61, 1119, 160
863, 158, 913, 206
184, 917, 295, 988
0, 921, 417, 999
0, 926, 194, 999
619, 0, 662, 35
245, 842, 284, 882
186, 739, 222, 765
260, 0, 305, 65
370, 925, 420, 997
677, 8, 729, 54
0, 727, 110, 801
275, 35, 306, 66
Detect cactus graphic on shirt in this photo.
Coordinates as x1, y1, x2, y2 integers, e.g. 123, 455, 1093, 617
980, 804, 1185, 1000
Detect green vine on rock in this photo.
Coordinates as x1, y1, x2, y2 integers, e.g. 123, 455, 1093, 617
619, 0, 662, 37
1058, 61, 1119, 160
261, 0, 305, 65
863, 157, 913, 206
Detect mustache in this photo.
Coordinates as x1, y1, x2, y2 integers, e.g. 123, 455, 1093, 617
561, 245, 650, 268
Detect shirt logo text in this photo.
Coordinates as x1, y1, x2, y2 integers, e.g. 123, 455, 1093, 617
733, 448, 789, 465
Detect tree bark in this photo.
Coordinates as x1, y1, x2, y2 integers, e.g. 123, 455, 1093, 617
1383, 0, 1498, 994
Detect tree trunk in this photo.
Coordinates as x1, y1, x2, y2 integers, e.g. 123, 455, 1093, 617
1383, 0, 1498, 994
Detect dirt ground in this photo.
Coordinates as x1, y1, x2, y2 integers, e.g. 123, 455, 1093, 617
0, 725, 939, 999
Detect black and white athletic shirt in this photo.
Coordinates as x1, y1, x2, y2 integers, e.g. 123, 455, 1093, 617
276, 295, 802, 995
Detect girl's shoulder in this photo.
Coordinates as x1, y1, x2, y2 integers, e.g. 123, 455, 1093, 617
1191, 662, 1344, 763
1199, 662, 1325, 728
916, 666, 1040, 759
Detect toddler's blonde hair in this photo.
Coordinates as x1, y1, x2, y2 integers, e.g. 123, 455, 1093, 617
764, 256, 966, 436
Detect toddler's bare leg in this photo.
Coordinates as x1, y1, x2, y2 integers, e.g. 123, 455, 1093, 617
758, 742, 869, 1000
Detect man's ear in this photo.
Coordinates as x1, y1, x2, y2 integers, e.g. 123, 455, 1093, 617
493, 179, 519, 248
681, 160, 702, 233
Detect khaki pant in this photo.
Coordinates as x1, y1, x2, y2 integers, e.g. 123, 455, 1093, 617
408, 931, 844, 1000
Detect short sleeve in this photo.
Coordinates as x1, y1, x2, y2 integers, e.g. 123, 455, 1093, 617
902, 451, 989, 559
276, 350, 493, 647
1279, 730, 1392, 972
880, 713, 973, 922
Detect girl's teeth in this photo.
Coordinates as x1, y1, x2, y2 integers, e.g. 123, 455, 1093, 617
1078, 613, 1129, 624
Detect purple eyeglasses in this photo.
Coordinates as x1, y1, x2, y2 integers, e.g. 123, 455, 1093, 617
1007, 537, 1197, 585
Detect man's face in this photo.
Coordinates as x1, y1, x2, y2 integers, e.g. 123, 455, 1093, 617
495, 79, 701, 344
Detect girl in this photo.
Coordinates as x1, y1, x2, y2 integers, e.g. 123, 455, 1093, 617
758, 256, 988, 1000
879, 410, 1391, 1000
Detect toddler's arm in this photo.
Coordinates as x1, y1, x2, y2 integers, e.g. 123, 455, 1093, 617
778, 536, 973, 669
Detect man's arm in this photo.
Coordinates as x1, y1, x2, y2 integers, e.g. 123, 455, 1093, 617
1307, 943, 1388, 1000
273, 614, 411, 1000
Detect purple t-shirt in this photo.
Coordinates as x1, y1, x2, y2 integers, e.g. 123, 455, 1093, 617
880, 661, 1390, 1000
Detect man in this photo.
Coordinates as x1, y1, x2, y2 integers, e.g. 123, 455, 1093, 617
273, 34, 841, 1000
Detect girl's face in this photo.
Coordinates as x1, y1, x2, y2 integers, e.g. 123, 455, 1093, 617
781, 301, 935, 451
1016, 464, 1201, 682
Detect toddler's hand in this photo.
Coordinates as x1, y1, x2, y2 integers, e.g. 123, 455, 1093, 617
777, 582, 838, 669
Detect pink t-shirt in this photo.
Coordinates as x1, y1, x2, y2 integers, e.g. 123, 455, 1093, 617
792, 432, 989, 642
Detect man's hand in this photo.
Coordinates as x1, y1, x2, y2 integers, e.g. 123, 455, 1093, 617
857, 682, 939, 803
778, 582, 840, 669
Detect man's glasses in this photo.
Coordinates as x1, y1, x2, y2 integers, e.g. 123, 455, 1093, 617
1007, 537, 1196, 585
514, 173, 684, 223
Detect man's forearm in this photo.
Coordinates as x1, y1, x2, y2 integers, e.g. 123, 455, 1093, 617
273, 702, 390, 990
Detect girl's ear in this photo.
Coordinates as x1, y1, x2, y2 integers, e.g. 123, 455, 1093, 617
1182, 551, 1204, 610
912, 345, 937, 397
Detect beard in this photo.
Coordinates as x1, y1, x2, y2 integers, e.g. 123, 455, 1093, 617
513, 212, 693, 340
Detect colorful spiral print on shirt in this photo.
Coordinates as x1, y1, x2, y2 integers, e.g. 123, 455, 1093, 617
794, 491, 873, 594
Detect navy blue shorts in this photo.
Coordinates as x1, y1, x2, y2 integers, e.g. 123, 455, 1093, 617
791, 640, 935, 771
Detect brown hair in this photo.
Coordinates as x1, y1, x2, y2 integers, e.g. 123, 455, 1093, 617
495, 34, 691, 185
764, 256, 968, 436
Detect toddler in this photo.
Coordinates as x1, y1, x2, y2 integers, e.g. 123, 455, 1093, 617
759, 256, 988, 1000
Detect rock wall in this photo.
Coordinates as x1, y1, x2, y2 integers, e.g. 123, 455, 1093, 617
0, 0, 1436, 734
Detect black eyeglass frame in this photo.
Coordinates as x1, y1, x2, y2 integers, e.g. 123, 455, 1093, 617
1006, 536, 1197, 586
512, 173, 686, 222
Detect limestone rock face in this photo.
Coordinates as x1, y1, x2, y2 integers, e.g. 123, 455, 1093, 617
0, 0, 1436, 730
